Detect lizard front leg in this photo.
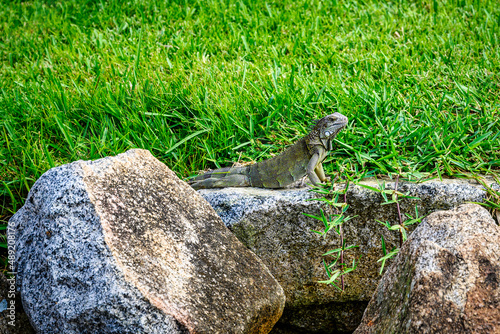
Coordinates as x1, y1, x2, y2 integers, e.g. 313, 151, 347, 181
307, 153, 322, 186
315, 162, 329, 183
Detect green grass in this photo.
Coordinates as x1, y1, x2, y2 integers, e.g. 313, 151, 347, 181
1, 0, 500, 223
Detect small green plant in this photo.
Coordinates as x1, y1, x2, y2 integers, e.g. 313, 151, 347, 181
304, 178, 358, 292
358, 175, 423, 274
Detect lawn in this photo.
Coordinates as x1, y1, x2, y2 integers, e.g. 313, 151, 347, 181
1, 0, 500, 227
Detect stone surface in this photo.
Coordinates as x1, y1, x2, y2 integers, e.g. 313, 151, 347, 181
354, 204, 500, 334
9, 149, 285, 334
0, 274, 35, 334
199, 178, 490, 333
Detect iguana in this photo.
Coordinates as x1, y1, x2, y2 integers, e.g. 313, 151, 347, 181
189, 112, 348, 189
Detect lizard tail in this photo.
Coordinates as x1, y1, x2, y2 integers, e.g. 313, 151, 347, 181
188, 166, 250, 189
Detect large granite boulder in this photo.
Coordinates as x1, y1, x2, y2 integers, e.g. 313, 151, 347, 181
199, 179, 490, 333
354, 203, 500, 333
9, 149, 285, 334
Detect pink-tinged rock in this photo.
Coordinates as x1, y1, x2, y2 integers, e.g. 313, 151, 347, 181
354, 204, 500, 334
9, 149, 285, 334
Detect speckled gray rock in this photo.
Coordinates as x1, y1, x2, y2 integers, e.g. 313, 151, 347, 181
199, 178, 490, 333
9, 149, 285, 334
354, 204, 500, 334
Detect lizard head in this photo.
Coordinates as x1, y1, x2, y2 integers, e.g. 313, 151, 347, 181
312, 112, 348, 151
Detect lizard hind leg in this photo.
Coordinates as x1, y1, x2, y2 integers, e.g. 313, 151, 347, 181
190, 174, 250, 190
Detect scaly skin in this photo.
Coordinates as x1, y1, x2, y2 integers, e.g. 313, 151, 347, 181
189, 112, 348, 189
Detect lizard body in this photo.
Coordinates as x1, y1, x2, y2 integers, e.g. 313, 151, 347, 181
189, 112, 348, 189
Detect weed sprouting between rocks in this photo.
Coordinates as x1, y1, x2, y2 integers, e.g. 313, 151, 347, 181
304, 178, 358, 292
357, 175, 423, 274
304, 173, 427, 288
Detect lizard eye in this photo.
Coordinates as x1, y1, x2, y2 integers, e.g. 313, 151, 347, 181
325, 131, 331, 137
